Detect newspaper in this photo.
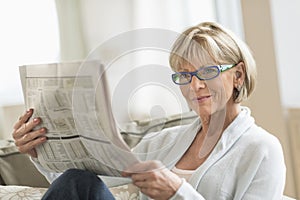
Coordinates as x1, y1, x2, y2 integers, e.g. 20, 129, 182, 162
19, 60, 140, 176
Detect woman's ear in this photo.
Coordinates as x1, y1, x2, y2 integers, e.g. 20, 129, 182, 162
233, 62, 245, 88
235, 71, 241, 78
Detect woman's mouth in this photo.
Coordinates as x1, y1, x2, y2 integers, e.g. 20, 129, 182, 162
192, 95, 212, 103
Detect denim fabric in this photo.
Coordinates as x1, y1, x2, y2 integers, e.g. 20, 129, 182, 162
42, 168, 115, 200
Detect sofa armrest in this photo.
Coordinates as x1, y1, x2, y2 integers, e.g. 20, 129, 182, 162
0, 184, 140, 199
0, 140, 50, 187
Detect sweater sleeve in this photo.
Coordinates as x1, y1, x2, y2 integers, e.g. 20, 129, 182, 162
169, 179, 206, 200
241, 137, 286, 200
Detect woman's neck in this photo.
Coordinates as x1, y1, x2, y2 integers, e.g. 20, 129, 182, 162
199, 103, 241, 134
194, 104, 241, 159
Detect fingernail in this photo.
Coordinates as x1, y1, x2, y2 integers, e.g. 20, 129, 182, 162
40, 137, 47, 141
33, 118, 40, 123
40, 127, 46, 133
26, 108, 33, 114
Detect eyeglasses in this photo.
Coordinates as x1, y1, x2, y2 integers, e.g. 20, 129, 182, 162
171, 64, 236, 85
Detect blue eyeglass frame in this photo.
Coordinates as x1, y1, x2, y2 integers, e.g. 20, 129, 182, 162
171, 64, 237, 85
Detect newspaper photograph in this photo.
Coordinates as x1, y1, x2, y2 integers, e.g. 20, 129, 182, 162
19, 60, 140, 176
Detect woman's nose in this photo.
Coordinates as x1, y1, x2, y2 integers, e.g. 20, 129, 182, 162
190, 75, 206, 90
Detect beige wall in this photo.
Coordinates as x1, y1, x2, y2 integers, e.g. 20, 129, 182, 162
241, 0, 297, 198
287, 109, 300, 198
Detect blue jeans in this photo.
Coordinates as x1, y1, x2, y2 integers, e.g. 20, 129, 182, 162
42, 168, 115, 200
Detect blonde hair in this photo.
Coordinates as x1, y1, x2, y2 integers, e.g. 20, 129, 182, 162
169, 22, 257, 103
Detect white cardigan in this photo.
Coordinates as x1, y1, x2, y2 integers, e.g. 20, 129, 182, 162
133, 107, 286, 200
33, 107, 286, 200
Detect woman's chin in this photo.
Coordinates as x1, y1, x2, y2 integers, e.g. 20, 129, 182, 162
192, 103, 225, 117
193, 106, 213, 116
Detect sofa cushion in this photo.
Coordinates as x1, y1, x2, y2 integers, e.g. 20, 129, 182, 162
0, 184, 140, 200
0, 140, 50, 187
0, 185, 47, 199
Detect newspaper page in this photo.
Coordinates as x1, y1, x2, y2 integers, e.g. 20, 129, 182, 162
19, 60, 140, 176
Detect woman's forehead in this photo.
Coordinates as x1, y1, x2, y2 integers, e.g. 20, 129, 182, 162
184, 52, 215, 65
176, 60, 216, 71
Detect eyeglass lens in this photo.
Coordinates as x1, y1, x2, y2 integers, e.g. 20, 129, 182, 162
172, 66, 220, 85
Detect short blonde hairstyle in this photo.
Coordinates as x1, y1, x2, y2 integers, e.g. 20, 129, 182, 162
169, 22, 257, 103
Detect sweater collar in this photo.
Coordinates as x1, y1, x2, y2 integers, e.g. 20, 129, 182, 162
212, 106, 255, 155
162, 107, 254, 171
188, 106, 255, 186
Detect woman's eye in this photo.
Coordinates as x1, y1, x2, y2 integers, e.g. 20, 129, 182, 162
202, 68, 217, 74
179, 74, 190, 78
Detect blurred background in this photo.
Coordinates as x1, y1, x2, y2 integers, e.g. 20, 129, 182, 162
0, 0, 299, 198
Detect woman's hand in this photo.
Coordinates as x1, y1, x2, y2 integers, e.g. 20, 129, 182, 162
12, 108, 47, 158
122, 160, 183, 200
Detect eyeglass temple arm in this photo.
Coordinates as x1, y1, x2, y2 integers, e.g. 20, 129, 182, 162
220, 64, 236, 72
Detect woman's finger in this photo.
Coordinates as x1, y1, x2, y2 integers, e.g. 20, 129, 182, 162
14, 128, 47, 147
13, 117, 41, 140
131, 173, 152, 182
17, 136, 47, 155
13, 109, 33, 130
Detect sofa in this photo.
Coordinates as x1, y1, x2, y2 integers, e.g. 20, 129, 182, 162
0, 112, 297, 200
0, 112, 197, 199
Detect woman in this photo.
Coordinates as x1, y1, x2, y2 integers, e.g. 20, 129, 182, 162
13, 22, 286, 199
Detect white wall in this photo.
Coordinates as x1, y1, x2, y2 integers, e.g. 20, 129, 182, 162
1, 0, 215, 138
0, 0, 59, 139
4, 0, 299, 133
215, 0, 245, 39
0, 0, 59, 107
75, 0, 216, 124
270, 0, 300, 108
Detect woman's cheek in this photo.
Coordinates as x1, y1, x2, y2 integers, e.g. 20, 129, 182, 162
180, 86, 189, 99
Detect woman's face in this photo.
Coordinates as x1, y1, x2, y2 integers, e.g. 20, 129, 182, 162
179, 64, 235, 117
